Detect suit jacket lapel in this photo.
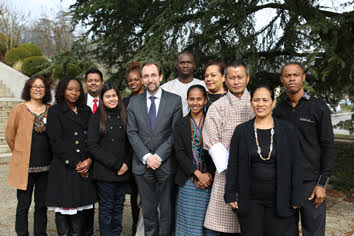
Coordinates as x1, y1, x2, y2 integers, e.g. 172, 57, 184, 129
141, 92, 153, 133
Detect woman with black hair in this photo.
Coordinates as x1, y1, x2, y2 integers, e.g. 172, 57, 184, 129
6, 74, 52, 236
87, 83, 130, 236
204, 61, 227, 110
174, 85, 216, 235
225, 84, 303, 236
46, 77, 96, 236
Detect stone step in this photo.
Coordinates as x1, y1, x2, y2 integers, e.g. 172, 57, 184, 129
0, 137, 7, 145
0, 152, 12, 162
0, 123, 6, 130
0, 111, 9, 117
0, 144, 10, 154
0, 92, 14, 98
0, 116, 8, 123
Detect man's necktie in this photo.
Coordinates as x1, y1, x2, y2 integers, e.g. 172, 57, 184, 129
92, 98, 98, 114
149, 96, 157, 130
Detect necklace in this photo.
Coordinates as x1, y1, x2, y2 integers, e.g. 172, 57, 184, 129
190, 115, 204, 146
254, 121, 274, 161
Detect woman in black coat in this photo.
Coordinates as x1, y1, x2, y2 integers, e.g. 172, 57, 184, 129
46, 77, 96, 236
87, 83, 130, 236
224, 84, 303, 236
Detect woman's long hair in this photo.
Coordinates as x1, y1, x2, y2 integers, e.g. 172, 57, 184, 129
97, 83, 127, 136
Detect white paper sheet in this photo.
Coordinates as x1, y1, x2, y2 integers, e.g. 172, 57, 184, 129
209, 142, 229, 174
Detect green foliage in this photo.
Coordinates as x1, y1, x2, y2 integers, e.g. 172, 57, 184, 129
331, 141, 354, 195
21, 56, 48, 76
18, 43, 42, 57
39, 39, 96, 81
69, 0, 354, 104
53, 63, 82, 80
4, 47, 31, 66
0, 33, 7, 55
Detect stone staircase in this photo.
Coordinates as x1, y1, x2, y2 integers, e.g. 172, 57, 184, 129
0, 80, 22, 159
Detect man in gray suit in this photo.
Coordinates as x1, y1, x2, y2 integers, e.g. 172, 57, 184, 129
127, 61, 182, 236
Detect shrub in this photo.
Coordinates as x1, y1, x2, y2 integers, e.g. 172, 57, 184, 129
4, 47, 31, 66
19, 43, 42, 57
21, 56, 48, 76
0, 33, 7, 55
331, 141, 354, 196
53, 63, 82, 80
0, 33, 18, 56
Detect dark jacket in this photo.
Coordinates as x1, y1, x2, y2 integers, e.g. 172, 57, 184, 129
224, 117, 304, 217
46, 103, 96, 208
273, 93, 336, 182
174, 114, 215, 186
87, 109, 131, 182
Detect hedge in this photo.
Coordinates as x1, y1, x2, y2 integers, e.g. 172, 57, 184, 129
331, 141, 354, 196
4, 47, 31, 66
0, 33, 7, 55
53, 63, 82, 80
21, 56, 48, 76
18, 43, 42, 57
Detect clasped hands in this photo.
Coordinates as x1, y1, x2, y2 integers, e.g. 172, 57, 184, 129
76, 158, 92, 178
146, 154, 162, 170
194, 170, 213, 189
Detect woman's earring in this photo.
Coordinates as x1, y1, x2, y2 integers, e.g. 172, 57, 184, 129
203, 105, 207, 113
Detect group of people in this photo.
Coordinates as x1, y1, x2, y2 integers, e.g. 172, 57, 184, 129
5, 50, 336, 236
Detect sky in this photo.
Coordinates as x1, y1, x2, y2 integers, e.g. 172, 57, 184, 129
6, 0, 76, 21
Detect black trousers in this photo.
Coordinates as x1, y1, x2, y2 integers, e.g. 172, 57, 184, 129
134, 168, 175, 236
80, 208, 94, 236
129, 176, 139, 236
296, 181, 326, 236
16, 172, 48, 236
238, 199, 297, 236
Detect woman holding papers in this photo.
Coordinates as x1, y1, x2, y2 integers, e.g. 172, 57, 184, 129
225, 84, 303, 236
174, 85, 216, 235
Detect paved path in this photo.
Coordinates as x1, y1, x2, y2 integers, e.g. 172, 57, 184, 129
0, 156, 353, 236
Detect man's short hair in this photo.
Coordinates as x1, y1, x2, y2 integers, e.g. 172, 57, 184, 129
280, 62, 305, 75
140, 61, 163, 77
225, 61, 249, 76
177, 50, 194, 61
85, 68, 103, 81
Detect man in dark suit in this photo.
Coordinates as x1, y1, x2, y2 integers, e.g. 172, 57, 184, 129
127, 61, 182, 236
85, 68, 104, 113
82, 68, 104, 236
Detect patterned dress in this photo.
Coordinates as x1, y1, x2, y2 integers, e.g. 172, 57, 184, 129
176, 116, 216, 236
203, 91, 254, 233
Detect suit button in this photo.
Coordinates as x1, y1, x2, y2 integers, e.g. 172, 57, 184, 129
65, 160, 69, 164
110, 126, 113, 130
74, 132, 78, 136
75, 141, 79, 144
119, 126, 122, 128
111, 138, 115, 142
76, 149, 80, 152
84, 130, 87, 134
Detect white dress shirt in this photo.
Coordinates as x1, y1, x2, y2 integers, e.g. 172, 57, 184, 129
86, 93, 100, 111
142, 88, 163, 164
